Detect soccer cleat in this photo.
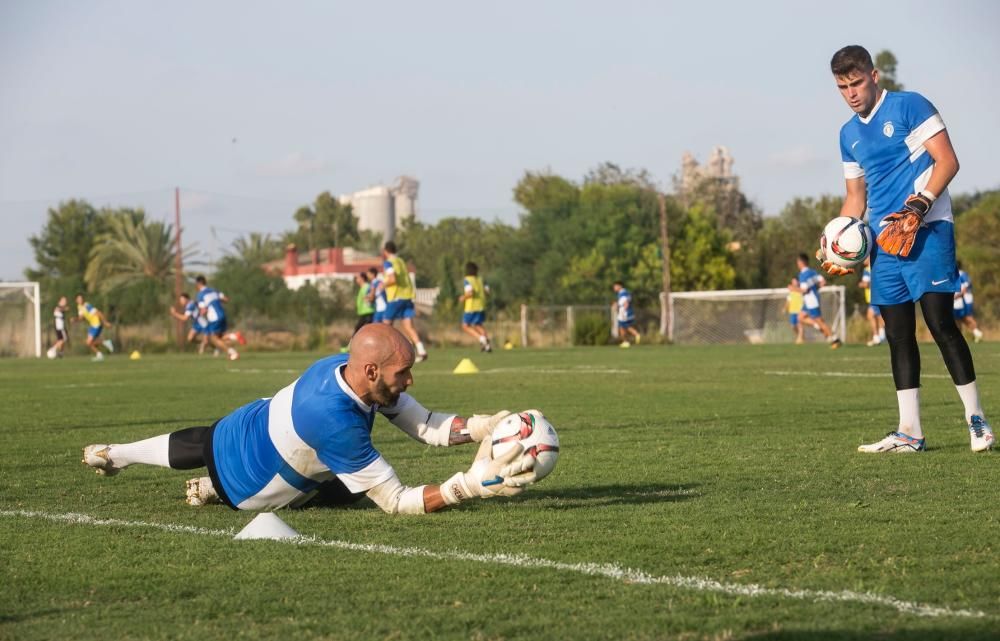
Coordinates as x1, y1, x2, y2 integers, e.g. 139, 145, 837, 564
103, 339, 115, 353
82, 444, 123, 476
973, 329, 983, 344
857, 431, 926, 453
416, 352, 428, 363
92, 352, 105, 362
619, 341, 631, 349
228, 349, 240, 361
829, 338, 843, 349
866, 337, 883, 347
969, 416, 995, 452
186, 477, 221, 506
235, 330, 247, 346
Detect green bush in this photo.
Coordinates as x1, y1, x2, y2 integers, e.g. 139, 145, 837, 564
573, 313, 611, 346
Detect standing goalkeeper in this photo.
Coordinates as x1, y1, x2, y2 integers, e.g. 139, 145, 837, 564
820, 45, 992, 453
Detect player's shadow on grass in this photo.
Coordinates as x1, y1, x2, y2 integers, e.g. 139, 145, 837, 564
516, 483, 700, 509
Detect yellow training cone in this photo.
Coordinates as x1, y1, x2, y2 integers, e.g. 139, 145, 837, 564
129, 350, 142, 360
453, 358, 479, 374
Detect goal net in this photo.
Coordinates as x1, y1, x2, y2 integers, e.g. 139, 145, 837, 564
668, 286, 846, 345
0, 282, 42, 357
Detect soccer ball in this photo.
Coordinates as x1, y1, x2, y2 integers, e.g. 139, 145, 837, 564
820, 216, 871, 268
491, 410, 560, 484
46, 347, 57, 359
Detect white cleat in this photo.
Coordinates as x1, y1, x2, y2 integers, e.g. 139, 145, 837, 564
186, 477, 221, 506
969, 416, 994, 452
82, 444, 122, 475
103, 339, 115, 353
858, 431, 926, 453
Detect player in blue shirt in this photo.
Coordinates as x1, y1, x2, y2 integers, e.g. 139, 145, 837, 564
823, 45, 992, 453
612, 281, 640, 347
169, 293, 210, 354
953, 262, 984, 343
366, 267, 388, 324
82, 324, 532, 513
195, 275, 239, 361
795, 254, 841, 348
859, 261, 885, 347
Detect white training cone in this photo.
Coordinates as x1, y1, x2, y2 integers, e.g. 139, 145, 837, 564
234, 512, 300, 540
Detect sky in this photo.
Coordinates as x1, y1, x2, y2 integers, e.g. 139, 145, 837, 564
2, 0, 998, 280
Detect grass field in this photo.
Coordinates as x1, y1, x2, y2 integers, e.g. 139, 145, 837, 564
2, 343, 999, 640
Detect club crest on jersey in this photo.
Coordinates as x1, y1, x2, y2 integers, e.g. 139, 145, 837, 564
882, 121, 894, 137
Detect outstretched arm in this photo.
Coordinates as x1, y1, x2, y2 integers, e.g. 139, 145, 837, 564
380, 393, 510, 446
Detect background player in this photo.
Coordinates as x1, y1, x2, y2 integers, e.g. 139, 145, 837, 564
953, 262, 984, 343
826, 45, 992, 452
380, 241, 428, 362
47, 296, 69, 359
81, 324, 527, 513
612, 281, 640, 347
458, 262, 492, 352
785, 278, 804, 344
859, 259, 885, 346
194, 275, 239, 361
72, 294, 113, 361
353, 271, 374, 335
367, 266, 387, 325
169, 292, 210, 354
795, 254, 841, 348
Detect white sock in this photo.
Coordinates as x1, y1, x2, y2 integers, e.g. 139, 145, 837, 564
415, 341, 427, 356
228, 347, 237, 356
478, 336, 488, 346
955, 381, 984, 423
879, 328, 886, 340
897, 388, 922, 438
973, 328, 983, 339
109, 434, 171, 468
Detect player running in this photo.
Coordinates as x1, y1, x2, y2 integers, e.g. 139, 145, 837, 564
823, 45, 992, 452
367, 266, 388, 324
47, 296, 69, 359
458, 262, 492, 352
380, 241, 428, 362
72, 294, 114, 361
859, 260, 885, 347
81, 324, 531, 513
194, 276, 239, 361
795, 254, 842, 348
353, 271, 375, 335
785, 278, 804, 344
169, 292, 210, 353
612, 281, 641, 347
953, 262, 984, 343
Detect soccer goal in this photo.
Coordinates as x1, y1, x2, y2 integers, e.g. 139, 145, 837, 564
0, 282, 42, 357
668, 286, 846, 345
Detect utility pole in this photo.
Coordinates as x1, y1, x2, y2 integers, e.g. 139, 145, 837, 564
174, 187, 184, 348
658, 193, 672, 339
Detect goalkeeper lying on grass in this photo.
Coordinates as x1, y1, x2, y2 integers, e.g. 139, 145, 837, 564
82, 324, 534, 513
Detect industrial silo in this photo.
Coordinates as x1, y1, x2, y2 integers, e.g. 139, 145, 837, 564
351, 186, 395, 242
392, 176, 419, 230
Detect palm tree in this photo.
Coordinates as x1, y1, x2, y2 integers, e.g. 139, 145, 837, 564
84, 210, 184, 293
230, 232, 283, 266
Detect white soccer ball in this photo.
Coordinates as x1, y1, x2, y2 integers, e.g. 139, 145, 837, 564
491, 410, 560, 485
46, 347, 57, 359
820, 216, 872, 268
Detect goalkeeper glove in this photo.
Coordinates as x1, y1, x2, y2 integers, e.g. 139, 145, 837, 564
466, 410, 512, 442
439, 439, 525, 504
815, 248, 854, 277
876, 193, 933, 257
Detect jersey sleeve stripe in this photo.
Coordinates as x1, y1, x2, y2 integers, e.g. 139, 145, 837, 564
337, 455, 397, 494
843, 161, 865, 179
904, 113, 945, 156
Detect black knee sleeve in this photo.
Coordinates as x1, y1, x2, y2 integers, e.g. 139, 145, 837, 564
880, 302, 920, 390
167, 426, 212, 470
921, 292, 976, 386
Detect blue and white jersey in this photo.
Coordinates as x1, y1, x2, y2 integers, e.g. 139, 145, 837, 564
184, 300, 208, 329
211, 353, 397, 510
371, 276, 388, 313
616, 288, 634, 322
798, 267, 824, 310
196, 287, 226, 323
958, 270, 973, 304
840, 90, 952, 229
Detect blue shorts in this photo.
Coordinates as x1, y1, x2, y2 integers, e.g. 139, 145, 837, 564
870, 220, 958, 306
87, 325, 103, 339
953, 302, 972, 319
869, 304, 881, 317
193, 323, 208, 335
372, 310, 384, 323
788, 313, 799, 326
206, 318, 228, 336
463, 311, 485, 326
618, 318, 635, 329
384, 299, 415, 321
803, 307, 821, 319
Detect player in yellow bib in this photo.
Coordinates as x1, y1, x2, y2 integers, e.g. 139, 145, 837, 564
380, 241, 428, 361
458, 262, 492, 352
785, 278, 804, 344
73, 294, 114, 361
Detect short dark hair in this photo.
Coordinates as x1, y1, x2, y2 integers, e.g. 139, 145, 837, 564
180, 292, 190, 300
367, 266, 379, 277
195, 275, 207, 285
383, 241, 397, 253
358, 271, 369, 282
797, 252, 810, 264
612, 280, 624, 288
465, 262, 478, 276
830, 45, 874, 77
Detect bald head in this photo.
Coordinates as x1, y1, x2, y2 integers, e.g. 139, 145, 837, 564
344, 324, 416, 406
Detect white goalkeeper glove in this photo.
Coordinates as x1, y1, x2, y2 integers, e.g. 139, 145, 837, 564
466, 410, 512, 442
440, 439, 525, 504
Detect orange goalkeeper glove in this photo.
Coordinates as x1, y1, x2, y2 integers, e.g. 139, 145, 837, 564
876, 193, 933, 257
815, 248, 854, 276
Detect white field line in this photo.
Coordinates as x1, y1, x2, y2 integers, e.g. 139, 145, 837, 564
765, 370, 951, 379
480, 367, 631, 375
1, 508, 987, 620
226, 368, 298, 374
43, 382, 128, 389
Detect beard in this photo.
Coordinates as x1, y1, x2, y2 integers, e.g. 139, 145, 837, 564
370, 377, 400, 406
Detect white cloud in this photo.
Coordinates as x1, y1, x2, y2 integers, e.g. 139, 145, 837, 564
255, 152, 329, 178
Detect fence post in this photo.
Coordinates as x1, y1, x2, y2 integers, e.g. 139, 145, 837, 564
520, 304, 528, 348
566, 306, 574, 345
662, 292, 673, 342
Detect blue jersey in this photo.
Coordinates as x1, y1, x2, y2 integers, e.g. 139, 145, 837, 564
211, 353, 397, 510
196, 287, 226, 324
616, 288, 634, 322
371, 276, 388, 313
798, 267, 824, 311
184, 301, 207, 329
839, 90, 952, 229
958, 270, 973, 304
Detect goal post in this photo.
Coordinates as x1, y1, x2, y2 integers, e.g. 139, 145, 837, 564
668, 286, 846, 345
0, 282, 42, 358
